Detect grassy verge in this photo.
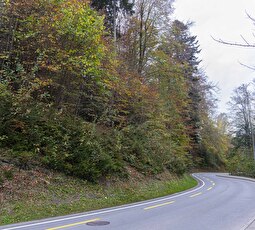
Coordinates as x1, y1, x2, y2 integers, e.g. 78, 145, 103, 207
0, 166, 197, 225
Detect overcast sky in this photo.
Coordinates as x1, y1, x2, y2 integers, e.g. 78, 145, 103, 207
173, 0, 255, 114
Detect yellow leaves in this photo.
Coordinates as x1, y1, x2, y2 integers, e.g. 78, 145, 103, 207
102, 79, 112, 87
41, 0, 105, 76
33, 78, 52, 87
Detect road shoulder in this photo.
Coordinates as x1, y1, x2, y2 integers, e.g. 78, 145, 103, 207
216, 173, 255, 230
216, 173, 255, 183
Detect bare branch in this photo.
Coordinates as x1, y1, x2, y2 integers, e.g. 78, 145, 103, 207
211, 36, 255, 48
240, 35, 250, 45
238, 61, 255, 71
246, 10, 255, 23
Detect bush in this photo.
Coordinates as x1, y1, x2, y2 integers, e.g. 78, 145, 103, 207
0, 97, 125, 181
166, 155, 190, 175
0, 83, 190, 181
121, 120, 191, 175
227, 154, 255, 178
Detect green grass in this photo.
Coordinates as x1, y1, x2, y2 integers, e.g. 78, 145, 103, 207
0, 172, 197, 225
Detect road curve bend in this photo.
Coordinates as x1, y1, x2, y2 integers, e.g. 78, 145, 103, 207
1, 173, 255, 230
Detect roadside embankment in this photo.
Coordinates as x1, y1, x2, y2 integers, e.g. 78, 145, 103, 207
0, 165, 197, 225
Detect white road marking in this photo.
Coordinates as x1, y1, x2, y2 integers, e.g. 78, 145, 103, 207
1, 174, 205, 230
190, 192, 202, 198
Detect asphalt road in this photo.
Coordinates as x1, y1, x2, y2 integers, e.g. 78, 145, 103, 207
1, 173, 255, 230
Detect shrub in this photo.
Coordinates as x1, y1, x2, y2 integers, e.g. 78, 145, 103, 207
227, 154, 255, 178
121, 120, 191, 175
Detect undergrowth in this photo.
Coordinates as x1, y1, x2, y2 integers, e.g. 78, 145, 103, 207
0, 165, 197, 225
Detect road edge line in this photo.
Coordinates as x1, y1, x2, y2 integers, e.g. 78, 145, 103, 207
240, 217, 255, 230
217, 173, 255, 230
216, 174, 255, 183
1, 174, 205, 230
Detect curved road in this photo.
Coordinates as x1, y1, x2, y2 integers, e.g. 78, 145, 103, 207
1, 173, 255, 230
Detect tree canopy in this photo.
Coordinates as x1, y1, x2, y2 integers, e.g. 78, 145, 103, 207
0, 0, 229, 181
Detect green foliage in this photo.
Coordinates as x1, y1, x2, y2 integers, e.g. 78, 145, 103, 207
3, 168, 14, 180
121, 119, 191, 175
51, 0, 105, 76
12, 151, 35, 170
199, 119, 229, 168
0, 176, 3, 187
227, 154, 255, 178
0, 165, 14, 185
0, 170, 196, 225
0, 109, 125, 181
0, 83, 123, 181
0, 0, 228, 183
0, 83, 12, 121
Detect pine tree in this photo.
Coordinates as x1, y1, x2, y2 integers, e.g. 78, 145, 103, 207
166, 20, 202, 154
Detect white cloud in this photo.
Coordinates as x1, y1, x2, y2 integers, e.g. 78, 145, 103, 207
173, 0, 255, 113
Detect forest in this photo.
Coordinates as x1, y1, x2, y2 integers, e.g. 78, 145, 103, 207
0, 0, 236, 183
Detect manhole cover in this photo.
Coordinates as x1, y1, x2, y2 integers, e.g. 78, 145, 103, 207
86, 221, 110, 226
